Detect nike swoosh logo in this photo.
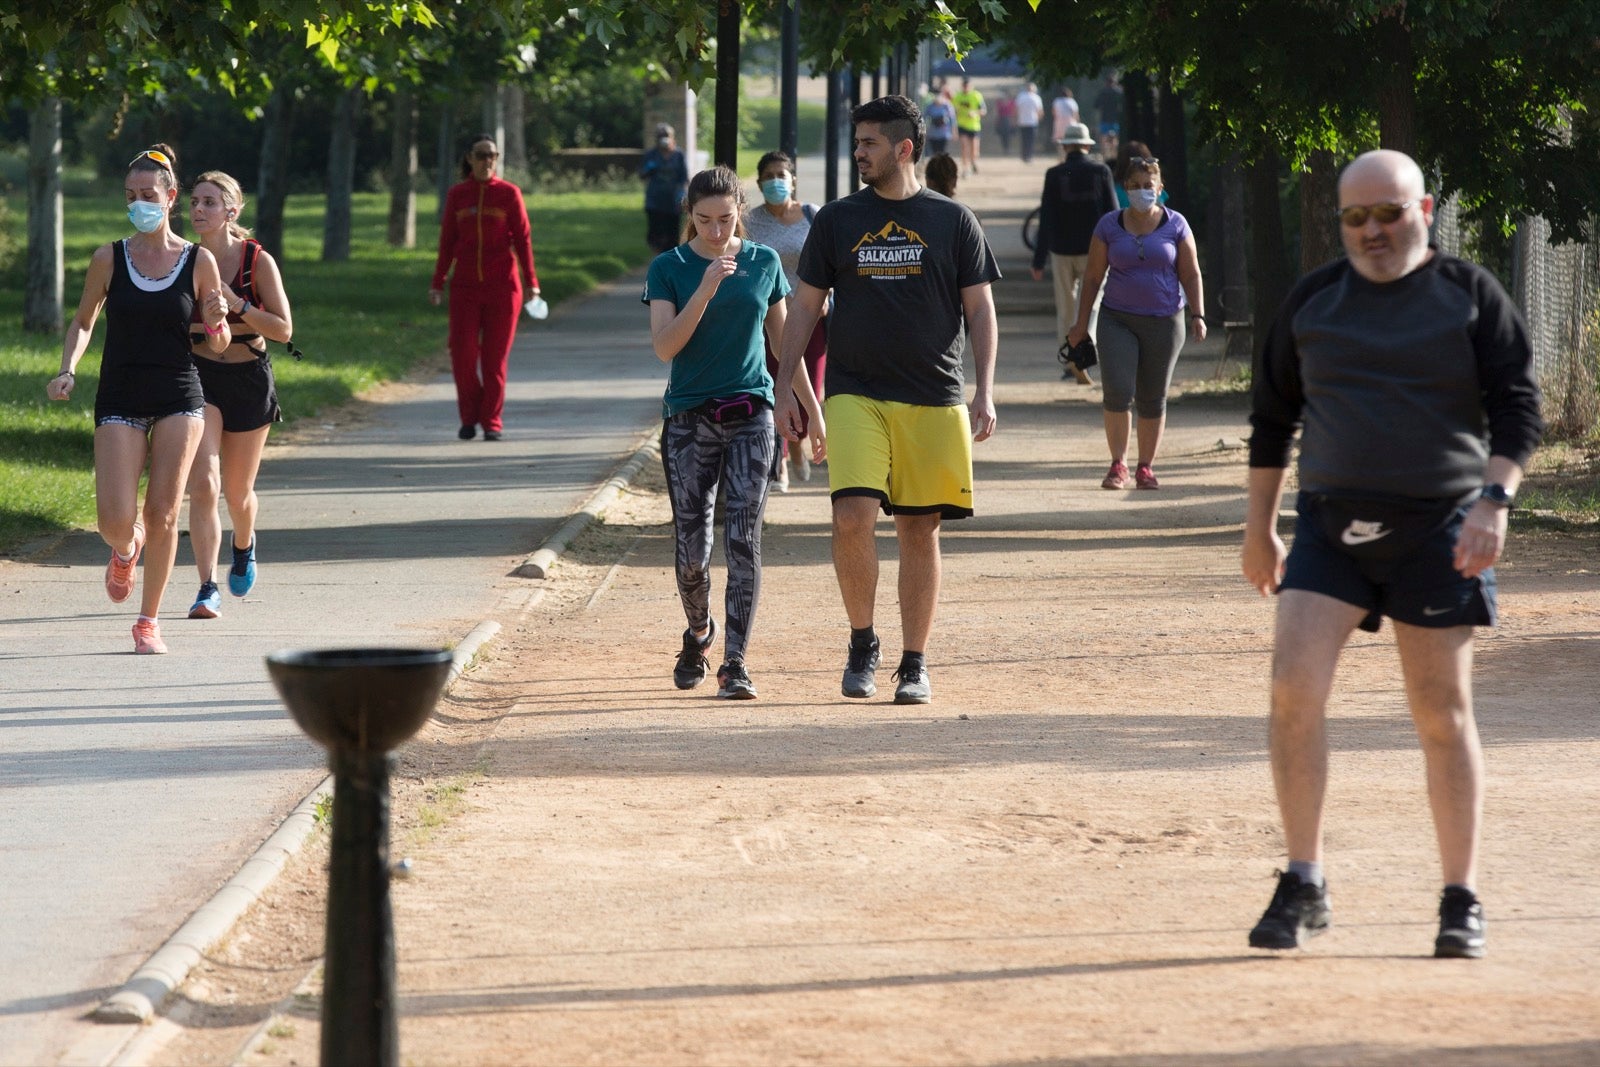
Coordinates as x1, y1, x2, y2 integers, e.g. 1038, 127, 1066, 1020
1340, 524, 1392, 546
1422, 606, 1453, 617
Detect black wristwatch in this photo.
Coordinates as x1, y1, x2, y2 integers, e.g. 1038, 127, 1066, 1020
1478, 483, 1514, 509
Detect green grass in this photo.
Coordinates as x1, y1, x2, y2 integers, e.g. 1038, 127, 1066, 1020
1515, 440, 1600, 526
0, 183, 652, 552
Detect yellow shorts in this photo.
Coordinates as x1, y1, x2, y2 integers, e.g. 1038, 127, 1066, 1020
825, 393, 974, 518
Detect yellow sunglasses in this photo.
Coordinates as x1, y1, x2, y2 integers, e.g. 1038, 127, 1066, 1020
128, 149, 173, 173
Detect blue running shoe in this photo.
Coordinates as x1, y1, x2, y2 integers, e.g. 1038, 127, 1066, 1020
188, 581, 222, 619
228, 536, 257, 597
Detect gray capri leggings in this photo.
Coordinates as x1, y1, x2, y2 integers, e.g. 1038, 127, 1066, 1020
1096, 307, 1186, 418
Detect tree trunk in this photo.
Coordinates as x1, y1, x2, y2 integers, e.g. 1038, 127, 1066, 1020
1122, 71, 1156, 149
1156, 78, 1188, 212
256, 83, 294, 259
323, 86, 362, 262
480, 81, 505, 148
437, 97, 455, 222
1247, 147, 1292, 362
1298, 148, 1342, 272
1375, 15, 1416, 155
24, 96, 64, 335
502, 84, 527, 180
1211, 150, 1249, 325
387, 87, 418, 249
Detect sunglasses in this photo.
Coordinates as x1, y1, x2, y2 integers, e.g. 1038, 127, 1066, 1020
129, 148, 173, 172
1336, 200, 1416, 227
473, 150, 499, 161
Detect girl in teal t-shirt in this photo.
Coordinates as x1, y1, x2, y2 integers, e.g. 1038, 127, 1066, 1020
643, 165, 823, 700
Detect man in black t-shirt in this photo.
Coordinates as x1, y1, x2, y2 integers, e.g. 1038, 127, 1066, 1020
775, 95, 1001, 707
1241, 149, 1542, 961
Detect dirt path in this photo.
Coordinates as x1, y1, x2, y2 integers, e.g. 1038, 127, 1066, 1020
143, 343, 1600, 1064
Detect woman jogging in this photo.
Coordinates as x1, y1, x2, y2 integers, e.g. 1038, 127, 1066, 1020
644, 166, 824, 700
1066, 155, 1206, 490
429, 134, 539, 442
183, 170, 294, 618
47, 144, 232, 654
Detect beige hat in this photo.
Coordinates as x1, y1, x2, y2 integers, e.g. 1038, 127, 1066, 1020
1057, 122, 1095, 146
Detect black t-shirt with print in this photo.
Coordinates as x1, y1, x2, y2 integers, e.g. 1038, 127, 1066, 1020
797, 186, 1000, 407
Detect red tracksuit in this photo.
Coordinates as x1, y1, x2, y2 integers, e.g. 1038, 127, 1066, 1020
431, 176, 539, 433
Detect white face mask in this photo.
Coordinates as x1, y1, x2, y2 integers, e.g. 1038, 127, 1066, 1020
1127, 188, 1160, 211
128, 200, 167, 233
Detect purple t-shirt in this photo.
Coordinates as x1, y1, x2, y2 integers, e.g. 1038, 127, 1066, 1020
1094, 207, 1189, 317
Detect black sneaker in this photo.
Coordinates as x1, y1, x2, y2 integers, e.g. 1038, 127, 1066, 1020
458, 424, 476, 440
892, 664, 931, 705
1248, 870, 1331, 949
1434, 886, 1486, 959
673, 618, 716, 690
716, 659, 757, 700
842, 637, 880, 698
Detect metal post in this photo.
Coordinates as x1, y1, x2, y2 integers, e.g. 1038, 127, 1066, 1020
715, 0, 741, 168
779, 0, 799, 159
825, 68, 841, 203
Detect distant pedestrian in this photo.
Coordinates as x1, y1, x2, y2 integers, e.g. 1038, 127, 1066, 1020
183, 170, 294, 620
995, 89, 1017, 155
645, 165, 824, 700
742, 149, 830, 492
923, 87, 956, 159
1066, 155, 1206, 491
952, 77, 987, 177
774, 95, 1001, 707
1031, 123, 1116, 383
1242, 149, 1543, 960
639, 122, 689, 253
1015, 82, 1045, 163
1095, 75, 1124, 154
47, 144, 231, 654
924, 153, 959, 198
429, 134, 541, 442
1051, 87, 1080, 144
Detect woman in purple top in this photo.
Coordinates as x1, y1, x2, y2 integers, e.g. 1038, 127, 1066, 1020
1067, 156, 1206, 489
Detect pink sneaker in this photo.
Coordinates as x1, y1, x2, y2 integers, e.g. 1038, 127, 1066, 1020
1101, 461, 1130, 490
1134, 463, 1160, 489
105, 521, 145, 604
132, 617, 167, 655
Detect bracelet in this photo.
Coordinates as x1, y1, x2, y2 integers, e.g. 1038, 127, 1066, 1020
56, 370, 74, 379
204, 322, 225, 336
236, 299, 250, 316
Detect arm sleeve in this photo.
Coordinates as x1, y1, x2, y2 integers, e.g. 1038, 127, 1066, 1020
510, 187, 538, 291
1248, 267, 1334, 468
1096, 167, 1117, 217
641, 254, 677, 308
957, 206, 1003, 287
1032, 170, 1056, 271
1460, 263, 1544, 465
430, 185, 457, 290
796, 207, 834, 290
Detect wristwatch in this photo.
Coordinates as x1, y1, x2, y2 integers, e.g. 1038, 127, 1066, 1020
1478, 483, 1514, 509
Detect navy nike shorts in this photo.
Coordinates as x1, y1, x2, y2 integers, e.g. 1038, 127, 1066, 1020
1279, 490, 1497, 633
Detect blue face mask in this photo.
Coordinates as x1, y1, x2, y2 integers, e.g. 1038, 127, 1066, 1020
1127, 188, 1160, 211
127, 200, 167, 233
759, 179, 791, 206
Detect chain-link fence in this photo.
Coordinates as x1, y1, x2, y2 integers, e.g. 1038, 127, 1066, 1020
1435, 199, 1599, 440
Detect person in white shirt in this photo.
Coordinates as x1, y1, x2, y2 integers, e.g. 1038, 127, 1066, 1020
1051, 87, 1080, 144
1015, 82, 1045, 163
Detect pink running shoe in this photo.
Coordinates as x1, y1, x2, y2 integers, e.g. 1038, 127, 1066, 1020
1101, 461, 1131, 490
1134, 463, 1160, 489
105, 521, 145, 604
132, 617, 167, 655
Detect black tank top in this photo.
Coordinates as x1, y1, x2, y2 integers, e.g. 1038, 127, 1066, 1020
95, 239, 205, 420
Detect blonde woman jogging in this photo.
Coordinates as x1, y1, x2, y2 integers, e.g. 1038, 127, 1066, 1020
47, 145, 231, 654
184, 170, 294, 618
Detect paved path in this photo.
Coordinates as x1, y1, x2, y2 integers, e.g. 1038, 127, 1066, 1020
0, 276, 666, 1064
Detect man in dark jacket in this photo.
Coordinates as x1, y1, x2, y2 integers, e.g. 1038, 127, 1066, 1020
1031, 122, 1116, 381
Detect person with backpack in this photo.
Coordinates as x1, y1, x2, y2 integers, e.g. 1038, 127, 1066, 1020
923, 87, 956, 159
183, 170, 295, 619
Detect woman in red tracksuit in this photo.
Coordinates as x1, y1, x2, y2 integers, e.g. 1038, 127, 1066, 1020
429, 134, 540, 441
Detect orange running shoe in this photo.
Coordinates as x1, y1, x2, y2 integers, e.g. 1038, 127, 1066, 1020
105, 521, 145, 603
132, 617, 167, 655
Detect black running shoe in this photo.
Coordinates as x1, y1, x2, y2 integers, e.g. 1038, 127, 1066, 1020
673, 618, 716, 690
842, 637, 880, 698
716, 659, 757, 700
458, 424, 476, 440
1434, 886, 1486, 959
1248, 870, 1331, 949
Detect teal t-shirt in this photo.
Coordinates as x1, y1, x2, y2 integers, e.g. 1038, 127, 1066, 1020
642, 239, 789, 417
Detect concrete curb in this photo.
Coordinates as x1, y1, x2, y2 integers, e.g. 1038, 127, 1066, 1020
513, 427, 662, 579
90, 623, 500, 1029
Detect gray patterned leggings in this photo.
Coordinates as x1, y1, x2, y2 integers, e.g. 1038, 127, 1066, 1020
660, 408, 776, 663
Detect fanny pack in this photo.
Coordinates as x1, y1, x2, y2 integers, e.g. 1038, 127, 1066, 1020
1310, 492, 1466, 561
698, 393, 766, 423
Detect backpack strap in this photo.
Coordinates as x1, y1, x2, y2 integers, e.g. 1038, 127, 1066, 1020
238, 239, 262, 304
802, 203, 816, 224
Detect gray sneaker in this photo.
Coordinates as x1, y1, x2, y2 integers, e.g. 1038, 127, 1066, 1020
892, 664, 931, 705
716, 659, 757, 700
842, 638, 880, 698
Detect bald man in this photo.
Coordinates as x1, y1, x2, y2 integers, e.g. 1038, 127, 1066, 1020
1241, 149, 1543, 959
